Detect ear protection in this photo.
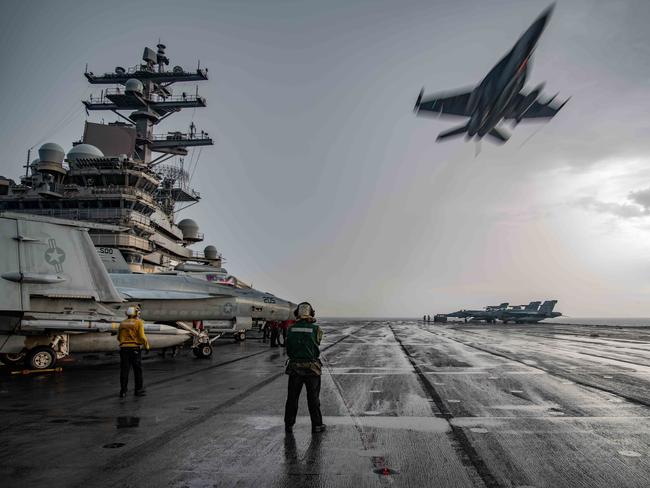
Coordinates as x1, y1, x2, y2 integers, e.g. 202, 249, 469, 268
126, 306, 137, 317
294, 301, 315, 318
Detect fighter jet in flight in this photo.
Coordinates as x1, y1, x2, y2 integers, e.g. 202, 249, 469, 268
413, 4, 568, 143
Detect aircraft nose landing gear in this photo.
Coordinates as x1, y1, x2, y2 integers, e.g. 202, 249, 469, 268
192, 343, 213, 359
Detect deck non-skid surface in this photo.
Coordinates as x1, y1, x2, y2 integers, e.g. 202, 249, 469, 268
2, 321, 650, 487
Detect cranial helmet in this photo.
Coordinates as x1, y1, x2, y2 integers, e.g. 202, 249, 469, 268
126, 306, 138, 318
294, 302, 315, 319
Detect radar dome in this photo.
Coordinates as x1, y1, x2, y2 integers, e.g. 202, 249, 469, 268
204, 245, 219, 260
67, 144, 104, 164
38, 143, 65, 164
178, 219, 200, 240
125, 78, 144, 95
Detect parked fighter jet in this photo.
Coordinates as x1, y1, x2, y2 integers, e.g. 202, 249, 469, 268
507, 301, 541, 312
501, 300, 561, 323
447, 302, 509, 323
0, 212, 298, 369
414, 4, 568, 143
0, 212, 194, 369
109, 272, 297, 345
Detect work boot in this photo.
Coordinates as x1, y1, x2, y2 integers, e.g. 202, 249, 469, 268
311, 424, 327, 433
134, 390, 147, 397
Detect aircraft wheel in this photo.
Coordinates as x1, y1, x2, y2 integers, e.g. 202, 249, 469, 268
0, 352, 25, 366
25, 347, 57, 370
193, 344, 212, 359
238, 331, 246, 342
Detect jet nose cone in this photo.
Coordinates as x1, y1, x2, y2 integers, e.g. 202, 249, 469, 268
522, 3, 554, 49
534, 3, 555, 31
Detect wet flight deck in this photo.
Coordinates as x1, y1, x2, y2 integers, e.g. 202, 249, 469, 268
2, 320, 650, 487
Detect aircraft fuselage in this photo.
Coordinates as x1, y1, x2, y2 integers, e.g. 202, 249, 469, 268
466, 8, 549, 138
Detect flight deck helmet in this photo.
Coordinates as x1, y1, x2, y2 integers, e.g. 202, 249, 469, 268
126, 306, 140, 318
294, 302, 315, 319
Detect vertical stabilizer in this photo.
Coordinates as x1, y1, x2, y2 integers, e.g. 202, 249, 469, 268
526, 301, 541, 311
538, 300, 557, 314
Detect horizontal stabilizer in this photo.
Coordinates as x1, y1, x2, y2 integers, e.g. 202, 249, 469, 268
487, 127, 510, 143
436, 125, 468, 141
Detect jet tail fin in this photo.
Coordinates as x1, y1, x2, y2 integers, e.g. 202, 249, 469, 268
539, 300, 558, 314
526, 301, 541, 311
487, 127, 510, 143
436, 124, 468, 142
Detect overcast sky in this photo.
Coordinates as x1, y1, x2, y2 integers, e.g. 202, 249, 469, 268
1, 0, 650, 317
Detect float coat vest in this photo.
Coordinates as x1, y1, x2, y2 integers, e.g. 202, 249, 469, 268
286, 320, 322, 362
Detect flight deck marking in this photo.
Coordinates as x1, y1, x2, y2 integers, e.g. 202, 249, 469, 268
618, 450, 642, 458
73, 324, 371, 487
389, 323, 503, 488
421, 325, 650, 410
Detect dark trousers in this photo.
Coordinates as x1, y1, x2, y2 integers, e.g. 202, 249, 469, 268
270, 327, 280, 347
284, 373, 323, 428
120, 348, 143, 392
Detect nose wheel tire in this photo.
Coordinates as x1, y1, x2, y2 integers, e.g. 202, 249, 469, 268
193, 344, 213, 359
233, 331, 246, 342
25, 347, 57, 370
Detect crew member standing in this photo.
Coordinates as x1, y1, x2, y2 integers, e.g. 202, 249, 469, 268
284, 302, 326, 433
270, 320, 281, 347
118, 306, 150, 398
279, 318, 294, 348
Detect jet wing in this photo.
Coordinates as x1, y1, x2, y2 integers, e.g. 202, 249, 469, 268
415, 89, 473, 117
116, 287, 223, 300
512, 95, 568, 119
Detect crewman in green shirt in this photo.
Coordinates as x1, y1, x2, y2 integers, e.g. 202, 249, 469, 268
117, 306, 149, 398
284, 302, 326, 433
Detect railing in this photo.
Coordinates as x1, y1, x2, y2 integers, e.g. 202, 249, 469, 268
91, 67, 207, 78
90, 233, 152, 252
191, 249, 222, 260
152, 132, 211, 141
35, 182, 65, 195
19, 208, 152, 227
90, 186, 157, 205
95, 89, 205, 105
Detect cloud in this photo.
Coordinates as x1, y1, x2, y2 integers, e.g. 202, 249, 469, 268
628, 187, 650, 210
574, 195, 647, 218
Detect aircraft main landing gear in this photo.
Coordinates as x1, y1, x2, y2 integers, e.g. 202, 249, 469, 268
0, 352, 26, 367
25, 346, 57, 370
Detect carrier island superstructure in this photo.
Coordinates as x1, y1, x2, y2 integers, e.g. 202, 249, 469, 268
0, 43, 223, 275
0, 45, 298, 369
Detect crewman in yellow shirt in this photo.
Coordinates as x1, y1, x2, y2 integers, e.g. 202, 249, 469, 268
118, 306, 150, 398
